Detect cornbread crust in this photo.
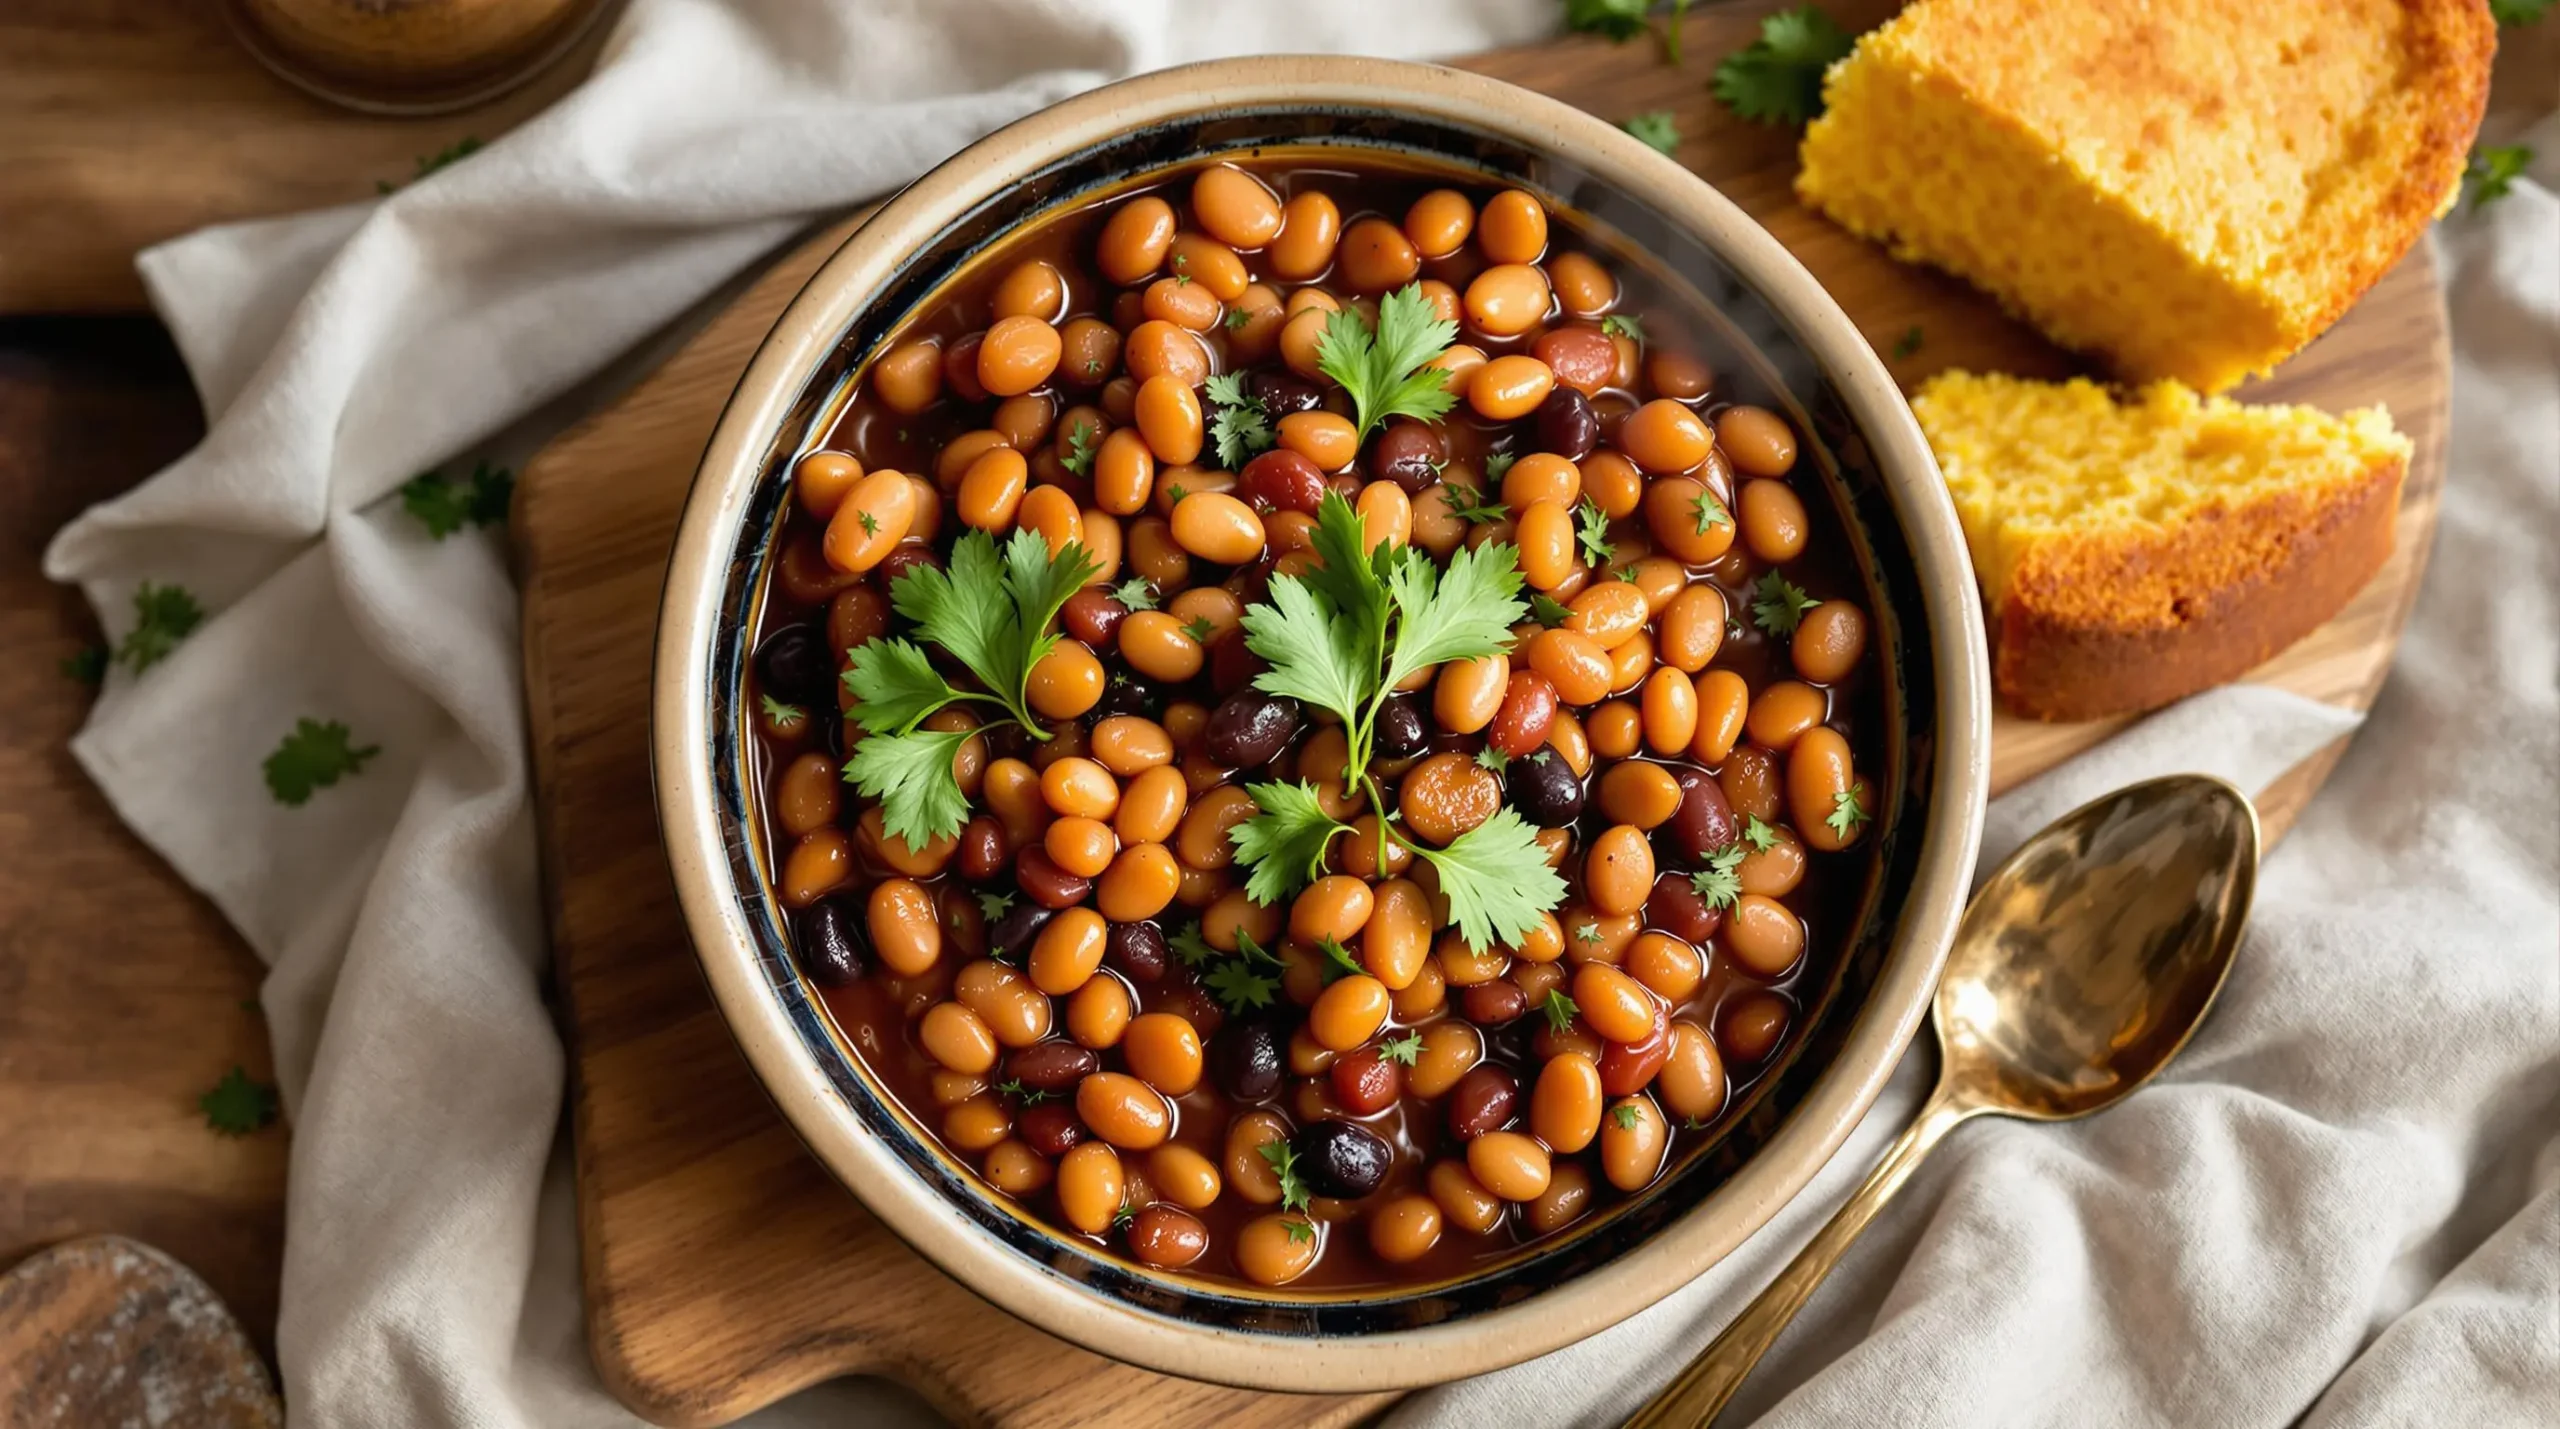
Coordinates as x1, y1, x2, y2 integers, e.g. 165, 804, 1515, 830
1994, 451, 2404, 720
1797, 0, 2496, 393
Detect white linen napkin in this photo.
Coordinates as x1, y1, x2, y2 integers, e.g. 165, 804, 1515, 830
45, 1, 2557, 1421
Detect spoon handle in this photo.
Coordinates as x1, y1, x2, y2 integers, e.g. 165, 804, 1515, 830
1621, 1093, 1977, 1429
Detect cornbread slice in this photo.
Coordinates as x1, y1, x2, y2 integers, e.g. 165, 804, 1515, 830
1913, 372, 2411, 721
1799, 0, 2494, 393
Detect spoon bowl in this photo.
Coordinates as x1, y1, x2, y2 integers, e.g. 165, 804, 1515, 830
1628, 774, 2260, 1428
1937, 775, 2259, 1121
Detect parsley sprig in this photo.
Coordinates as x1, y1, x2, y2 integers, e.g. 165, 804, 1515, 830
1740, 814, 1780, 852
1379, 1030, 1423, 1065
1540, 988, 1580, 1036
841, 530, 1097, 845
1203, 372, 1276, 469
1750, 569, 1819, 636
1226, 776, 1566, 948
2465, 145, 2535, 210
1691, 841, 1745, 911
264, 718, 381, 806
116, 582, 205, 673
1575, 498, 1616, 568
1260, 1138, 1314, 1213
1827, 786, 1870, 841
1622, 112, 1679, 155
1713, 6, 1855, 127
200, 1066, 279, 1136
1060, 417, 1100, 477
1200, 929, 1285, 1016
1316, 285, 1459, 441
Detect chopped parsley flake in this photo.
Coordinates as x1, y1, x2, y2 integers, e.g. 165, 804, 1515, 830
1622, 111, 1679, 155
1750, 569, 1819, 636
1827, 785, 1870, 840
1601, 314, 1646, 344
1540, 988, 1580, 1036
1379, 1030, 1423, 1065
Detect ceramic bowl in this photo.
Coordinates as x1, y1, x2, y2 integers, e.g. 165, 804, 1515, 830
654, 55, 1988, 1391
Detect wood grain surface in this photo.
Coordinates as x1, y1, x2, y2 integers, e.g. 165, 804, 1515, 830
0, 1235, 282, 1428
0, 318, 287, 1356
514, 6, 2447, 1425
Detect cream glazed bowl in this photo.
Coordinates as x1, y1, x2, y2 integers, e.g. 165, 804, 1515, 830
654, 55, 1989, 1391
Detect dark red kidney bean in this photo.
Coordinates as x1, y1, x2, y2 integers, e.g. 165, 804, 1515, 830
1212, 1019, 1286, 1101
1373, 695, 1429, 761
1205, 690, 1302, 769
757, 624, 835, 705
1447, 1065, 1519, 1140
1331, 1047, 1403, 1115
1239, 449, 1328, 514
1369, 420, 1448, 493
1506, 749, 1586, 828
1296, 1119, 1393, 1199
875, 542, 941, 588
1534, 387, 1599, 462
1666, 767, 1737, 865
1015, 847, 1092, 909
1532, 327, 1619, 394
958, 816, 1011, 882
1061, 589, 1130, 647
1250, 370, 1327, 417
797, 894, 868, 985
1161, 983, 1226, 1040
1486, 671, 1559, 758
1017, 1101, 1083, 1157
1645, 872, 1724, 944
1128, 1205, 1210, 1268
942, 333, 989, 404
1108, 919, 1169, 982
1006, 1038, 1101, 1093
987, 901, 1054, 962
1460, 978, 1529, 1027
1209, 628, 1264, 697
1599, 1011, 1673, 1096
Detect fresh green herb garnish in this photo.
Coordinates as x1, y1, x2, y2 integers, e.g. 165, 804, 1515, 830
996, 1078, 1053, 1105
1203, 929, 1286, 1015
264, 718, 381, 806
1259, 1138, 1314, 1213
1379, 1030, 1424, 1066
1891, 325, 1924, 359
1481, 451, 1519, 485
840, 530, 1097, 845
1691, 842, 1745, 911
376, 136, 483, 194
1169, 922, 1219, 968
403, 459, 514, 538
1061, 418, 1100, 477
1750, 568, 1819, 636
1529, 592, 1575, 628
1574, 498, 1616, 568
1540, 988, 1580, 1036
1315, 284, 1459, 441
1203, 371, 1276, 470
117, 582, 204, 673
1284, 1215, 1316, 1244
1476, 748, 1511, 775
60, 645, 108, 686
760, 694, 808, 734
1575, 922, 1603, 945
1182, 615, 1217, 645
1622, 111, 1679, 155
1615, 563, 1641, 584
1601, 314, 1646, 344
1166, 483, 1189, 506
1827, 785, 1870, 840
1689, 488, 1731, 537
1443, 482, 1511, 526
2490, 0, 2551, 25
1611, 1104, 1642, 1130
200, 1066, 279, 1137
2466, 145, 2535, 210
1316, 936, 1368, 984
1741, 814, 1779, 852
976, 890, 1016, 922
1225, 308, 1254, 331
1113, 578, 1158, 613
1713, 5, 1855, 127
1565, 0, 1649, 41
1228, 781, 1352, 906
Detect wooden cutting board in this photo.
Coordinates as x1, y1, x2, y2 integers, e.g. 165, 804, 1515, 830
515, 5, 2446, 1425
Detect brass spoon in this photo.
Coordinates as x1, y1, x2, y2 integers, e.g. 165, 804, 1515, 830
1626, 773, 2260, 1428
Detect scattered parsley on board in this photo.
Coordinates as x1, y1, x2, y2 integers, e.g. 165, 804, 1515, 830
264, 718, 382, 806
1712, 6, 1855, 127
200, 1067, 279, 1136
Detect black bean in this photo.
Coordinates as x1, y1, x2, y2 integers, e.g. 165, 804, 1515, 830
1005, 1039, 1100, 1093
1204, 690, 1301, 769
1094, 674, 1151, 718
1250, 370, 1326, 417
1665, 766, 1736, 865
1211, 1019, 1285, 1102
1295, 1118, 1392, 1199
1372, 695, 1429, 761
987, 901, 1054, 963
756, 624, 835, 706
798, 893, 869, 985
1369, 420, 1447, 493
1534, 386, 1598, 462
1506, 749, 1586, 828
1109, 920, 1169, 982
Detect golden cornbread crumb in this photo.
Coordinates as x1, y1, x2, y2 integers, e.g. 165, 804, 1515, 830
1913, 371, 2412, 720
1799, 0, 2494, 393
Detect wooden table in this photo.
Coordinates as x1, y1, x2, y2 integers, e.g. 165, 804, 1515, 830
0, 318, 285, 1354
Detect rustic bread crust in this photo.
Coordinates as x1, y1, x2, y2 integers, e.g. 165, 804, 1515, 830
1994, 453, 2406, 721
